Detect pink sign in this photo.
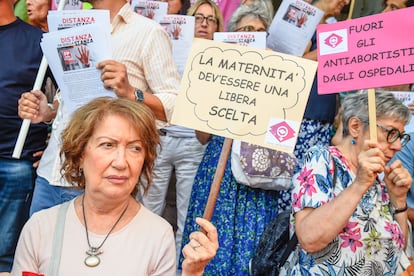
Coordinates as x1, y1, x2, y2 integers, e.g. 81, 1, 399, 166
317, 7, 414, 94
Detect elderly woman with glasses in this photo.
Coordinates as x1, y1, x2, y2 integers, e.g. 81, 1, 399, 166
282, 91, 412, 275
226, 0, 272, 33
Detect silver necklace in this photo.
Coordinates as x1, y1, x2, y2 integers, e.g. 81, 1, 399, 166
82, 195, 129, 267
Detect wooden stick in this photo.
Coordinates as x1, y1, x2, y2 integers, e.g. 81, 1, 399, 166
347, 0, 356, 20
367, 88, 377, 141
202, 137, 233, 224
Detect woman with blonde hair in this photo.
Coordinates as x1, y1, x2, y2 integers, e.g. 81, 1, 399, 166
187, 0, 224, 39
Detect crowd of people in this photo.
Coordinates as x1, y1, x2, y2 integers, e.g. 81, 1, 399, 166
1, 0, 413, 275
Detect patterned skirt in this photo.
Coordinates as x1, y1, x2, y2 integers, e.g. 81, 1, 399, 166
179, 135, 291, 275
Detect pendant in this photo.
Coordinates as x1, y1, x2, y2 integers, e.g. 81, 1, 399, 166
85, 247, 102, 267
85, 254, 100, 267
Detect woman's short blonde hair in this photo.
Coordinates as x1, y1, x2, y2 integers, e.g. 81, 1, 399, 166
60, 97, 159, 196
187, 0, 224, 32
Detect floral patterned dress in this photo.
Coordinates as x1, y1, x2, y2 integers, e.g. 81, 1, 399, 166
284, 146, 404, 276
179, 135, 292, 275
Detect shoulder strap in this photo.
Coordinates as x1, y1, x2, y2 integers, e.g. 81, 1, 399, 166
48, 200, 70, 276
330, 150, 339, 189
279, 232, 298, 269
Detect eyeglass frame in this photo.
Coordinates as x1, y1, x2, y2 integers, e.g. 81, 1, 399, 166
194, 13, 218, 26
235, 25, 269, 37
235, 25, 267, 32
376, 124, 411, 147
359, 119, 410, 147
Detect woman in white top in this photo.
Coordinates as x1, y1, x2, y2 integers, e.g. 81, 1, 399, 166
11, 97, 218, 276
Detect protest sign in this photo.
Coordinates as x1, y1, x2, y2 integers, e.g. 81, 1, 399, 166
267, 0, 323, 56
157, 15, 195, 77
51, 0, 82, 10
131, 0, 168, 22
47, 9, 109, 31
41, 23, 113, 115
317, 7, 414, 94
391, 91, 414, 133
171, 38, 317, 153
214, 32, 267, 49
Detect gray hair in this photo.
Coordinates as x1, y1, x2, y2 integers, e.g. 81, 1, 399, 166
226, 2, 272, 32
341, 91, 411, 136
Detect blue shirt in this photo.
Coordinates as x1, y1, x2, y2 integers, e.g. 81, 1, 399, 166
0, 18, 49, 161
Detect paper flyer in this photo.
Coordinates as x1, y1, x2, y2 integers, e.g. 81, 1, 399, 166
41, 24, 113, 115
391, 91, 414, 133
51, 0, 82, 10
131, 0, 168, 22
214, 32, 267, 49
157, 15, 195, 77
47, 9, 110, 31
267, 0, 323, 56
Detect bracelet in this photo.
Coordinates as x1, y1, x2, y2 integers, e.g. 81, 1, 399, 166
47, 103, 56, 111
394, 204, 408, 215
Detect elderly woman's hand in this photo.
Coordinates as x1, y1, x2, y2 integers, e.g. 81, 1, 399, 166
355, 140, 386, 191
181, 218, 218, 276
384, 159, 412, 205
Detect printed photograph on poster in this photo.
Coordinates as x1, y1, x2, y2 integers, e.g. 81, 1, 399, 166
158, 15, 195, 76
58, 43, 95, 71
131, 0, 168, 21
51, 0, 82, 10
267, 0, 323, 56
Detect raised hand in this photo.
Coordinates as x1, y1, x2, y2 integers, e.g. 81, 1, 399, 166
75, 45, 90, 68
181, 218, 218, 276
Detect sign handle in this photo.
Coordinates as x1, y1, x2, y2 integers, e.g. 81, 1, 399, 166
368, 88, 377, 141
347, 0, 356, 19
201, 137, 233, 231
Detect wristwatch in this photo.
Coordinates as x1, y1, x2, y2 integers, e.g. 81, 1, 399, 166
134, 88, 145, 103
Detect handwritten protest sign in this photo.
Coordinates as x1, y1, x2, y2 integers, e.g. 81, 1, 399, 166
171, 38, 317, 153
317, 7, 414, 94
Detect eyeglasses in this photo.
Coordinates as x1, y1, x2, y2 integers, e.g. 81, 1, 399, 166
235, 25, 267, 32
376, 124, 411, 147
194, 14, 218, 25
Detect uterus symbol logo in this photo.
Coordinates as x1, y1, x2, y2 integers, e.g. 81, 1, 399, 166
324, 33, 343, 48
269, 121, 295, 142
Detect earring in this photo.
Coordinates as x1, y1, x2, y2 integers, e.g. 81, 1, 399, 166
79, 167, 83, 175
351, 139, 356, 145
